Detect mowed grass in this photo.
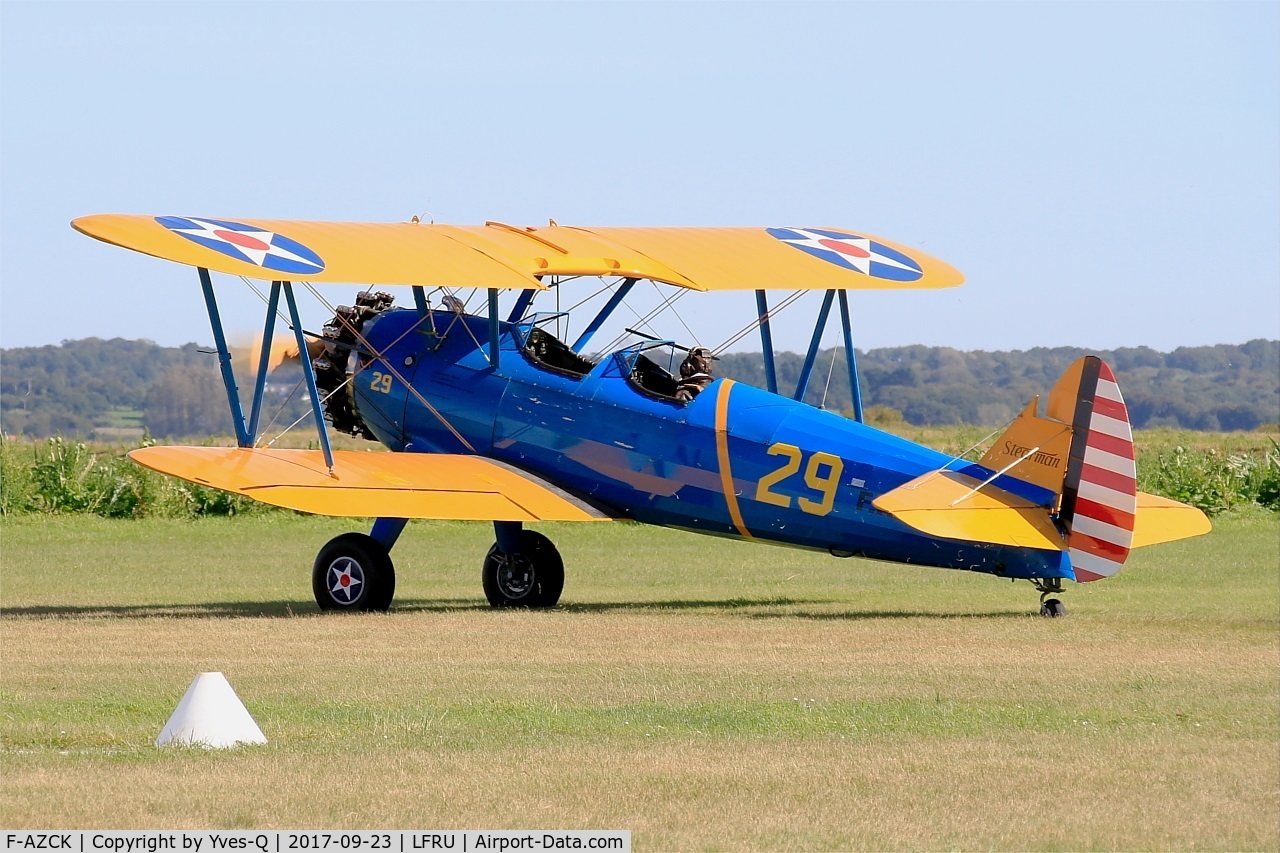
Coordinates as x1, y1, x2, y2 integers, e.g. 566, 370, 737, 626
1, 513, 1277, 850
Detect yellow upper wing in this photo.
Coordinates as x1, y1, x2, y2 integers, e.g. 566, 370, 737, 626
72, 215, 964, 292
129, 446, 613, 522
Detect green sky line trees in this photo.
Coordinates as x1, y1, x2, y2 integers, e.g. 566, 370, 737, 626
1, 338, 1275, 439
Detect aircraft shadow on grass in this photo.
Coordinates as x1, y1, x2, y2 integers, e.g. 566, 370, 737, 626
0, 597, 1026, 621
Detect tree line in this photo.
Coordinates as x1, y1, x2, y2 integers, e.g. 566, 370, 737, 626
0, 338, 300, 439
0, 337, 1275, 439
718, 339, 1278, 431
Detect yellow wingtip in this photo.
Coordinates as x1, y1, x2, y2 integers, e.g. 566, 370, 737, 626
1131, 491, 1212, 548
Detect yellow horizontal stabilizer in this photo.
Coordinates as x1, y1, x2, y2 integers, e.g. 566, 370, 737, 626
128, 446, 613, 522
72, 216, 963, 292
873, 470, 1064, 550
1132, 491, 1212, 547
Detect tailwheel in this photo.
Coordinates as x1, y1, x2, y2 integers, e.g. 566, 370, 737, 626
1034, 577, 1067, 618
1040, 598, 1067, 618
482, 530, 564, 608
313, 532, 396, 612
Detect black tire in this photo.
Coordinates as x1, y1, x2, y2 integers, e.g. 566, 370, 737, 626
1040, 598, 1067, 618
313, 533, 396, 612
482, 530, 564, 608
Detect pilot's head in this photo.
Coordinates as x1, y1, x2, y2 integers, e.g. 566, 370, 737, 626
685, 346, 717, 374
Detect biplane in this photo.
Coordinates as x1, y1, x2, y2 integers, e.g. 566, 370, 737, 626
71, 215, 1211, 616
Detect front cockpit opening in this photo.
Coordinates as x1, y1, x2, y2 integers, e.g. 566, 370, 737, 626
515, 313, 599, 378
523, 327, 597, 377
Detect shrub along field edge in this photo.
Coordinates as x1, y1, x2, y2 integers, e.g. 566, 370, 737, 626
1, 428, 1277, 519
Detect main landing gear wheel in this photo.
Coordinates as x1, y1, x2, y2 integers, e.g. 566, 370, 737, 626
482, 530, 564, 608
313, 533, 396, 612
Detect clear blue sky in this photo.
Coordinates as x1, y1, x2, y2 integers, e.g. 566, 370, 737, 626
2, 1, 1277, 355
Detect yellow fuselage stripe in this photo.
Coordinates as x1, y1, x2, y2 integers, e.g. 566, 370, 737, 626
715, 380, 753, 539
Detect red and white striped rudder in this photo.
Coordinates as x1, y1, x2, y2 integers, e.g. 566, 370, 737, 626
1059, 358, 1137, 582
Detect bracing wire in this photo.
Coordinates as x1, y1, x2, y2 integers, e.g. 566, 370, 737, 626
712, 289, 807, 355
239, 276, 294, 328
910, 419, 1071, 504
820, 345, 839, 410
302, 283, 476, 452
441, 287, 489, 356
232, 276, 473, 451
239, 275, 431, 446
651, 280, 700, 347
937, 425, 1008, 472
597, 287, 691, 354
263, 376, 353, 449
563, 279, 620, 315
254, 376, 306, 446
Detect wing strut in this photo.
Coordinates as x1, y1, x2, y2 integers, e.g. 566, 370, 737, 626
195, 268, 337, 471
487, 288, 501, 368
755, 290, 779, 395
777, 288, 865, 421
836, 290, 864, 423
572, 278, 638, 354
198, 267, 251, 447
794, 290, 836, 404
246, 281, 282, 441
283, 281, 336, 471
507, 288, 537, 323
412, 285, 430, 316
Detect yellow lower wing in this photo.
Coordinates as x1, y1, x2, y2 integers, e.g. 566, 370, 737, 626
129, 446, 613, 522
873, 471, 1210, 550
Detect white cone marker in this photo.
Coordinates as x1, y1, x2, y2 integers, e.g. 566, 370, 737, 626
156, 672, 267, 748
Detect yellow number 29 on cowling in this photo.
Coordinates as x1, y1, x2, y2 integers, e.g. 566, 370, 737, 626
369, 372, 393, 394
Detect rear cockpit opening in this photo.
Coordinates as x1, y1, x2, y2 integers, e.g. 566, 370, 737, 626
619, 341, 718, 404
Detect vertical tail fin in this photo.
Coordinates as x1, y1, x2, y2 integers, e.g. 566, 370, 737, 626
976, 356, 1137, 580
1057, 358, 1137, 581
875, 356, 1197, 580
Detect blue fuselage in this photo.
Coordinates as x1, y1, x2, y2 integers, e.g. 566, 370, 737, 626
351, 308, 1066, 580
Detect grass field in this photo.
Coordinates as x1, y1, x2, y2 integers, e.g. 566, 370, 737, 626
2, 512, 1277, 850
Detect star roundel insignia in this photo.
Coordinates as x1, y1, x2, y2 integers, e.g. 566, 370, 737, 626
156, 216, 326, 275
766, 227, 924, 282
328, 558, 364, 603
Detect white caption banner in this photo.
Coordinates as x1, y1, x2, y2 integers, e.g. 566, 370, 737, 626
1, 833, 630, 853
